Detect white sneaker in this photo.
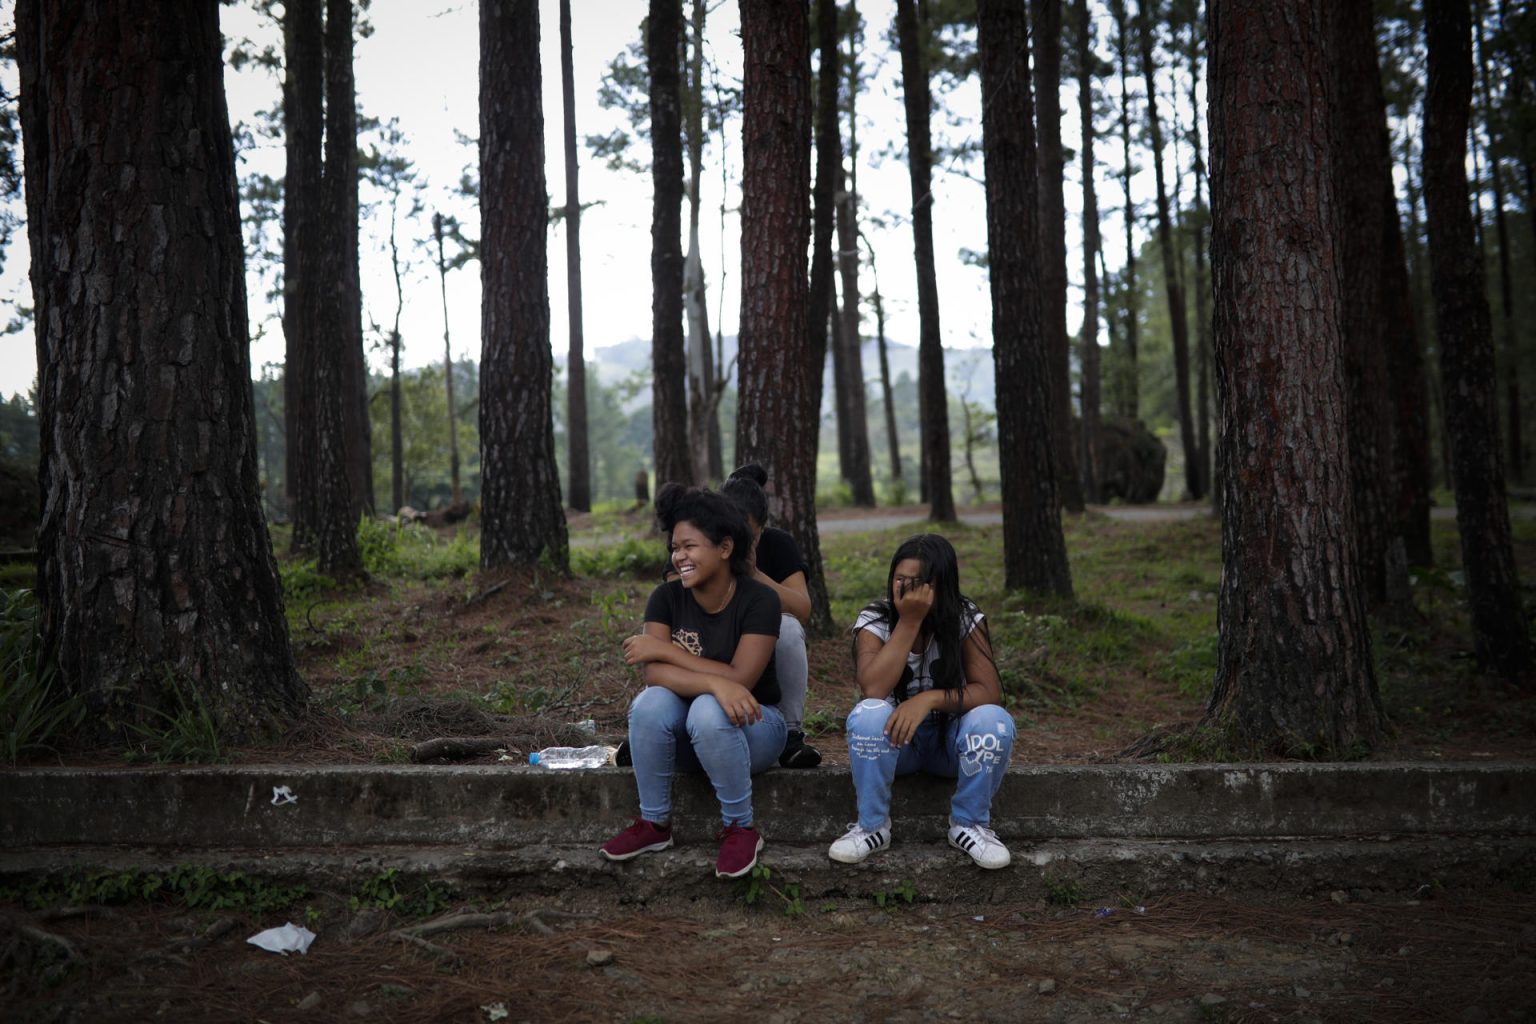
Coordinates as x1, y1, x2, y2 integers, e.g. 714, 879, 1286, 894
828, 822, 891, 864
947, 821, 1010, 869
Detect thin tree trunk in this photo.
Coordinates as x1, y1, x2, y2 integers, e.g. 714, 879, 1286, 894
560, 0, 590, 512
866, 239, 903, 486
1206, 0, 1384, 755
478, 0, 569, 570
1032, 0, 1083, 514
390, 331, 403, 513
895, 0, 955, 522
324, 0, 370, 522
1077, 0, 1102, 504
837, 179, 876, 507
684, 0, 717, 485
1138, 0, 1201, 501
736, 0, 831, 631
432, 213, 462, 505
649, 0, 691, 487
1474, 5, 1522, 485
1332, 0, 1409, 611
1187, 14, 1212, 506
976, 0, 1074, 598
1423, 0, 1531, 682
1115, 0, 1139, 423
282, 0, 322, 550
809, 0, 840, 490
17, 0, 307, 731
1384, 178, 1434, 567
1404, 170, 1452, 491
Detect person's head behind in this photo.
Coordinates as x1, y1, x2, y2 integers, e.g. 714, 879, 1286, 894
721, 463, 770, 534
655, 481, 754, 579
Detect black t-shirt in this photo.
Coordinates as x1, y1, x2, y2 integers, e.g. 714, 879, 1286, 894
755, 527, 806, 585
642, 576, 783, 706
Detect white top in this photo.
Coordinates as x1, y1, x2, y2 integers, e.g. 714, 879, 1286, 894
853, 600, 984, 705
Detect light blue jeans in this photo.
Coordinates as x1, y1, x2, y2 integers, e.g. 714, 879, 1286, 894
844, 697, 1015, 832
775, 614, 809, 733
628, 686, 787, 828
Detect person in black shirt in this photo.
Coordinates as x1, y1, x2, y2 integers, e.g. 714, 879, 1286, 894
722, 463, 822, 768
599, 484, 786, 879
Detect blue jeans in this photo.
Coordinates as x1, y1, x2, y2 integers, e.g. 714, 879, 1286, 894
775, 614, 809, 733
844, 698, 1015, 832
628, 686, 787, 828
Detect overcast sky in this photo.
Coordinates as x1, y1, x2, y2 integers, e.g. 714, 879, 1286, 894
0, 0, 1160, 401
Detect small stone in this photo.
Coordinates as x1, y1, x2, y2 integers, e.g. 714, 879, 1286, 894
348, 1001, 371, 1017
1461, 1007, 1490, 1023
586, 949, 614, 967
1037, 979, 1056, 995
345, 907, 389, 941
1293, 986, 1310, 1000
377, 984, 414, 1000
1329, 890, 1349, 904
1198, 994, 1227, 1007
296, 992, 321, 1011
1339, 931, 1355, 946
1110, 1003, 1130, 1014
1398, 946, 1412, 956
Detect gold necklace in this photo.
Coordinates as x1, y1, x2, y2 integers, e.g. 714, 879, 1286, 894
702, 578, 737, 614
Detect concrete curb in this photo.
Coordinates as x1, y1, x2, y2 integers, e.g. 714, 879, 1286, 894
4, 763, 1532, 898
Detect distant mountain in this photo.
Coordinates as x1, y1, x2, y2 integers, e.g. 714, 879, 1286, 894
557, 335, 997, 412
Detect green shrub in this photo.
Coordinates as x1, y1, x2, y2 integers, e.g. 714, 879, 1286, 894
0, 588, 84, 764
572, 536, 666, 578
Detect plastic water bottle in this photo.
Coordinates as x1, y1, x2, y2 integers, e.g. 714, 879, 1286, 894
528, 745, 613, 769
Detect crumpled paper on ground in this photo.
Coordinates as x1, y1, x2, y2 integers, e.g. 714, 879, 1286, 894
247, 922, 317, 956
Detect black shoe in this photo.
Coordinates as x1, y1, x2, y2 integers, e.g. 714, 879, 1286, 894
779, 730, 822, 769
614, 739, 633, 767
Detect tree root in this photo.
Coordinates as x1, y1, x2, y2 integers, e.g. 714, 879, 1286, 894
391, 908, 597, 953
409, 736, 509, 763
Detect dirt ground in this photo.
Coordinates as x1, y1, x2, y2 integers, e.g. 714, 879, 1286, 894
5, 885, 1535, 1024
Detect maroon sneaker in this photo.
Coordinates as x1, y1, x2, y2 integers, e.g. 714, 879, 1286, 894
714, 823, 764, 878
600, 818, 673, 861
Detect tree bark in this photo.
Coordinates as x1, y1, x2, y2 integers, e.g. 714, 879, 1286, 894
836, 164, 876, 506
1423, 0, 1531, 682
1114, 0, 1139, 424
649, 0, 691, 488
1187, 16, 1213, 507
1077, 0, 1102, 505
478, 0, 569, 571
868, 248, 903, 485
1138, 0, 1200, 501
1383, 180, 1433, 567
684, 0, 718, 486
976, 0, 1074, 598
1206, 0, 1385, 755
809, 0, 839, 490
324, 0, 370, 523
1031, 0, 1083, 515
17, 0, 307, 731
282, 0, 323, 550
895, 0, 955, 522
736, 0, 832, 632
560, 0, 591, 512
1331, 0, 1409, 611
432, 213, 463, 506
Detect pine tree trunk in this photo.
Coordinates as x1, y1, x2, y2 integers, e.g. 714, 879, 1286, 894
390, 331, 404, 514
895, 0, 955, 522
684, 0, 716, 486
1206, 0, 1385, 755
1383, 181, 1434, 567
282, 0, 323, 551
1031, 0, 1083, 514
1138, 0, 1201, 501
1332, 0, 1408, 610
560, 0, 590, 512
736, 0, 832, 632
320, 0, 369, 522
976, 0, 1074, 598
1187, 18, 1213, 505
17, 0, 307, 731
809, 0, 840, 482
1077, 0, 1102, 504
1423, 0, 1532, 682
478, 0, 569, 570
837, 165, 877, 506
1115, 0, 1140, 424
433, 214, 463, 506
648, 0, 691, 488
872, 271, 903, 484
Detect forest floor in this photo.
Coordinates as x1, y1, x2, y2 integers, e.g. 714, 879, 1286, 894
5, 502, 1536, 1022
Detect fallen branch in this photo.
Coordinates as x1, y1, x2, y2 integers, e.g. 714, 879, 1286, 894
410, 736, 508, 763
393, 909, 596, 942
18, 925, 83, 963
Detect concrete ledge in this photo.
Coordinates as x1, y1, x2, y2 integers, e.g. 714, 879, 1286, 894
4, 836, 1532, 903
2, 762, 1532, 849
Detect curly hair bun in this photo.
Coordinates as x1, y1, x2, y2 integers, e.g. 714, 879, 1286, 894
727, 463, 769, 487
654, 481, 688, 522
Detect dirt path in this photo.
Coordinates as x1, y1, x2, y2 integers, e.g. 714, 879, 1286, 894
5, 887, 1532, 1023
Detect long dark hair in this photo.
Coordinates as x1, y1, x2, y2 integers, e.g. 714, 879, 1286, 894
654, 481, 754, 578
853, 533, 988, 696
721, 463, 770, 527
